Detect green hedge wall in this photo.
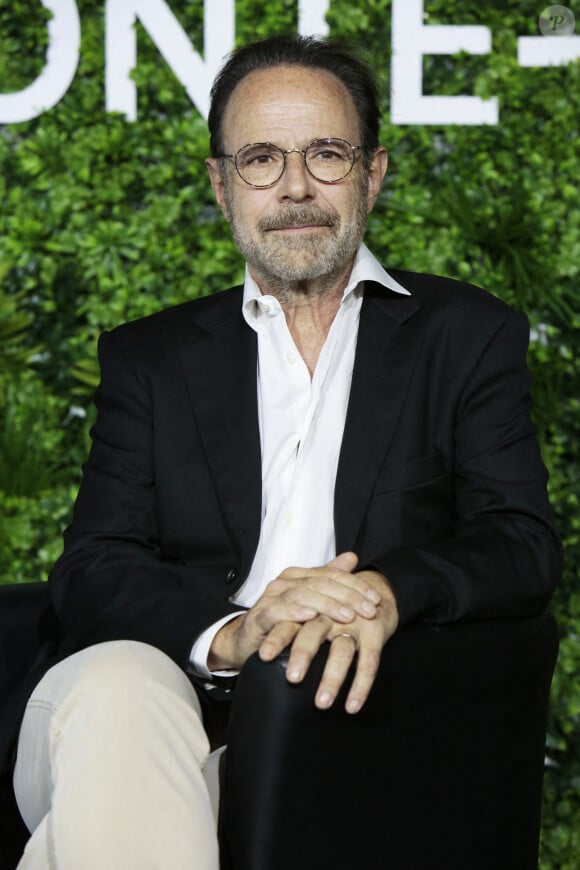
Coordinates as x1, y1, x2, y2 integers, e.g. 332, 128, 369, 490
1, 2, 578, 864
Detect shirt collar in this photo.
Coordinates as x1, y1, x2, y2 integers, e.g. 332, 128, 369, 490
242, 243, 410, 328
343, 243, 411, 298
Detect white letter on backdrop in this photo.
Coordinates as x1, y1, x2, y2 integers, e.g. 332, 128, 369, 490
298, 0, 330, 36
0, 0, 81, 124
391, 0, 498, 125
517, 36, 580, 67
105, 0, 235, 121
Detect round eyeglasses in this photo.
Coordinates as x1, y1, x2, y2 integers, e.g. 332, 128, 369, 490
218, 138, 362, 188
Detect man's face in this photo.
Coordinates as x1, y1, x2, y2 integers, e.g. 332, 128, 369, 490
206, 65, 387, 290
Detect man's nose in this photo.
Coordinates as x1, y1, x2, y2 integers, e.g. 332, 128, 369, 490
276, 151, 315, 200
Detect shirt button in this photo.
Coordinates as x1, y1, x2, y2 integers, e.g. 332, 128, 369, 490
225, 568, 239, 585
287, 352, 296, 364
259, 299, 278, 317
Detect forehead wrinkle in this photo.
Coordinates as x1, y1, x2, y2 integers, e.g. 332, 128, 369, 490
239, 104, 332, 148
222, 66, 360, 153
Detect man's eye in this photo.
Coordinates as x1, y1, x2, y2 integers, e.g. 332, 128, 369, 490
240, 151, 277, 169
312, 149, 344, 161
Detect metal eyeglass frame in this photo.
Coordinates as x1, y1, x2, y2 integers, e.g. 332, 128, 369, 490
217, 138, 362, 189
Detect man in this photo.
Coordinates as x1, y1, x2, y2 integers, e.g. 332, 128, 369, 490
10, 34, 561, 869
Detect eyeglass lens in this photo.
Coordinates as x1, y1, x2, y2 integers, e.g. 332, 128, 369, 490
235, 139, 356, 186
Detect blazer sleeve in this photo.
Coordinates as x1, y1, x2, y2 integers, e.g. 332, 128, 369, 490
49, 329, 245, 670
369, 309, 562, 626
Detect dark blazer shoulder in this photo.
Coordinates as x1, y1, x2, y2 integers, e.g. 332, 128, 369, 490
362, 270, 530, 376
108, 284, 245, 351
386, 269, 518, 322
369, 270, 528, 355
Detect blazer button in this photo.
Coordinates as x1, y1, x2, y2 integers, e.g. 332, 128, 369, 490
226, 568, 239, 585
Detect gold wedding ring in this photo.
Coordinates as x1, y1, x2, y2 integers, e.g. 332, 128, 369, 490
335, 632, 357, 645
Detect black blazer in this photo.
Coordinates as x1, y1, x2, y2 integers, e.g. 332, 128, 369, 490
0, 271, 562, 770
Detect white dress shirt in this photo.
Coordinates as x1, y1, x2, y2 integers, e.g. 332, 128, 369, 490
190, 244, 410, 677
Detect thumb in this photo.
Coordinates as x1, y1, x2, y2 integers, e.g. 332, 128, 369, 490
326, 551, 359, 573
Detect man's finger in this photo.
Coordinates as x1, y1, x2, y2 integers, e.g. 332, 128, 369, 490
285, 617, 333, 684
343, 645, 381, 714
275, 563, 381, 606
258, 620, 301, 661
270, 571, 380, 615
314, 633, 358, 710
325, 551, 359, 572
253, 599, 318, 634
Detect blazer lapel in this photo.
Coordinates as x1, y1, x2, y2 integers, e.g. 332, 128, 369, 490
178, 294, 262, 575
335, 282, 423, 552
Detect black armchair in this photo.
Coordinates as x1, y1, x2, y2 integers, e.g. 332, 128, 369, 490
0, 581, 558, 870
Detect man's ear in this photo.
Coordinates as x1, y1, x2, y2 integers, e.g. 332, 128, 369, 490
205, 158, 230, 221
366, 147, 388, 213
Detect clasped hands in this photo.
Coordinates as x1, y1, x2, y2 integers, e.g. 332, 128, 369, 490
208, 552, 399, 714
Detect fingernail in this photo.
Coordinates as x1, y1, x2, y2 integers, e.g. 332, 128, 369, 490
338, 607, 354, 620
366, 589, 381, 604
346, 698, 361, 714
361, 601, 377, 617
287, 665, 302, 682
317, 691, 332, 708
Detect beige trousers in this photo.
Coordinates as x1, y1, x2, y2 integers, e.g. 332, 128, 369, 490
13, 641, 223, 870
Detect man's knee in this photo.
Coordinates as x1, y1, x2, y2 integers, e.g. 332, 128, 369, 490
19, 640, 206, 762
33, 640, 199, 712
15, 641, 209, 828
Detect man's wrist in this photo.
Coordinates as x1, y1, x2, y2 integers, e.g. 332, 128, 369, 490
208, 613, 243, 671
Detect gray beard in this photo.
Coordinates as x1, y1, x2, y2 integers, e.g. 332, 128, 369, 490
223, 186, 369, 300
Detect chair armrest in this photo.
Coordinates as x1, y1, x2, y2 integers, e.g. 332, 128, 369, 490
0, 582, 51, 699
0, 582, 54, 869
220, 614, 559, 870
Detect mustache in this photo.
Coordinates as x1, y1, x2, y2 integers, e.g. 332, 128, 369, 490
258, 206, 339, 231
